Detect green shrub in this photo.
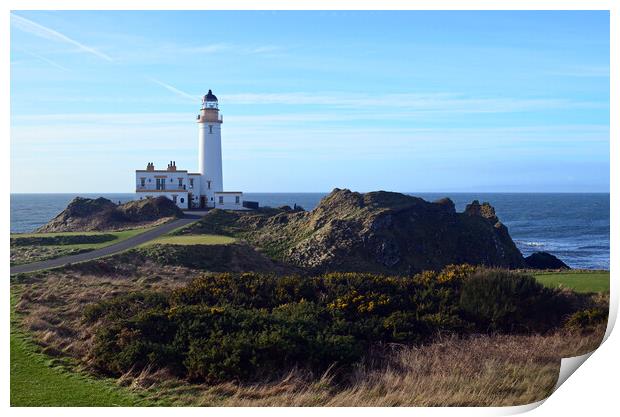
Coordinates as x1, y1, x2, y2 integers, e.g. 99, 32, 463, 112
564, 308, 608, 332
459, 270, 572, 332
83, 291, 169, 324
86, 266, 578, 382
178, 302, 361, 382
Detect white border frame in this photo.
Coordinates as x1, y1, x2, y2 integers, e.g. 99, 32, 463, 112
2, 2, 616, 416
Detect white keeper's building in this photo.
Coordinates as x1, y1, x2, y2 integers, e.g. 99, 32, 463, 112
135, 90, 243, 210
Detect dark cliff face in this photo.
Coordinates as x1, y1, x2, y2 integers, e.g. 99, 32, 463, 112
280, 190, 525, 273
187, 189, 526, 273
36, 196, 183, 232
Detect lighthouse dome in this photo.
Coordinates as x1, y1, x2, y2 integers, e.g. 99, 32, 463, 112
204, 89, 218, 102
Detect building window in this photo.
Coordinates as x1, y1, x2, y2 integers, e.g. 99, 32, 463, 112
178, 178, 183, 187
189, 178, 194, 188
235, 196, 240, 204
218, 196, 224, 204
155, 178, 164, 190
209, 125, 213, 134
172, 195, 177, 203
140, 178, 145, 187
180, 197, 184, 203
207, 180, 211, 190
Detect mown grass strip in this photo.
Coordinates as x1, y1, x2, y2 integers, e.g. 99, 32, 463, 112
10, 291, 156, 407
147, 234, 237, 246
533, 271, 609, 293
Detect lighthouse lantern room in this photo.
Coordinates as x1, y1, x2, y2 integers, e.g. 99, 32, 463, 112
135, 90, 243, 210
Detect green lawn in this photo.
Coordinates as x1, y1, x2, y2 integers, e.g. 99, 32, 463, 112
10, 292, 157, 406
533, 271, 610, 293
147, 234, 236, 246
11, 227, 155, 248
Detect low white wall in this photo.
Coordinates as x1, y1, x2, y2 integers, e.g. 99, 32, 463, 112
214, 192, 244, 210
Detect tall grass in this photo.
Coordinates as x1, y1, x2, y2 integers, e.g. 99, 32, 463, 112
125, 327, 604, 406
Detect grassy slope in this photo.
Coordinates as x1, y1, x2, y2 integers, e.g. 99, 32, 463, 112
10, 228, 156, 266
10, 292, 154, 407
533, 271, 609, 293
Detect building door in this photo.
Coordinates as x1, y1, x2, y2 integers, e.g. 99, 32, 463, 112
188, 193, 193, 209
200, 196, 206, 209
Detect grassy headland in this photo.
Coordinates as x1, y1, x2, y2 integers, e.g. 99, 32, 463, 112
10, 227, 155, 266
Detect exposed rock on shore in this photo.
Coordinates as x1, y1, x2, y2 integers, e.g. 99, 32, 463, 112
524, 251, 570, 270
182, 188, 529, 273
36, 196, 183, 232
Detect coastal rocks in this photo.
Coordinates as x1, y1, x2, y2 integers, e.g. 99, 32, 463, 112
37, 196, 183, 232
119, 197, 184, 222
434, 197, 456, 213
66, 197, 117, 217
524, 251, 570, 270
465, 200, 498, 222
277, 204, 306, 213
375, 237, 401, 267
184, 188, 527, 273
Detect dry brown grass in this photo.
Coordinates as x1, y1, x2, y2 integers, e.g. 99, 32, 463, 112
14, 260, 196, 360
11, 245, 94, 266
13, 263, 606, 407
121, 327, 602, 407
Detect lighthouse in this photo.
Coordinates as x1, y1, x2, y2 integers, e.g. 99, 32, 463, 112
197, 90, 223, 205
134, 89, 244, 210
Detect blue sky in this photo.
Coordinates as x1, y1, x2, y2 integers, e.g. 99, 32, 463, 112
10, 10, 609, 193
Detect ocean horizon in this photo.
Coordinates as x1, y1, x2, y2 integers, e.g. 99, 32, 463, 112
10, 192, 609, 271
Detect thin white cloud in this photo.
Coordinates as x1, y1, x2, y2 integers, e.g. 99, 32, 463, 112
23, 91, 609, 117
18, 48, 70, 71
174, 43, 281, 55
11, 13, 113, 62
178, 43, 231, 54
220, 92, 605, 113
249, 45, 281, 54
147, 77, 197, 102
30, 90, 603, 115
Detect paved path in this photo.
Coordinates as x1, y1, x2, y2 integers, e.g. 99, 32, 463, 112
10, 214, 203, 275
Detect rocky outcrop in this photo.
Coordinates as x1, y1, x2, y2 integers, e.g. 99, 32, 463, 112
184, 189, 528, 274
524, 252, 570, 270
119, 197, 184, 222
37, 196, 183, 232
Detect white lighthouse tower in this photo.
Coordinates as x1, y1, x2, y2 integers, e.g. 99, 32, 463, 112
135, 89, 243, 210
197, 90, 223, 206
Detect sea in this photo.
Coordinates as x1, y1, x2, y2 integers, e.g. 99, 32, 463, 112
10, 192, 610, 270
